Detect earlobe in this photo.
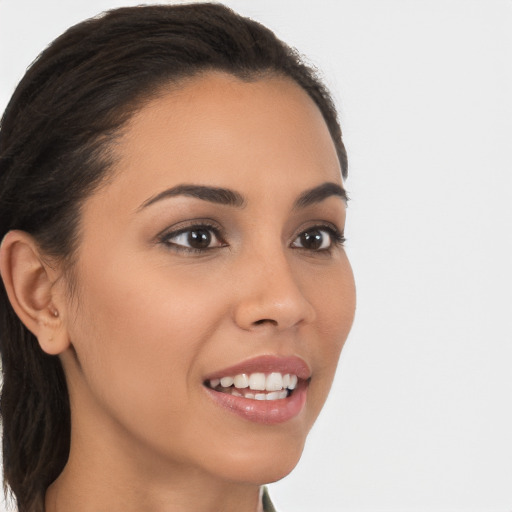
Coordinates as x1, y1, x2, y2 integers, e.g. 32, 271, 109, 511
0, 230, 70, 355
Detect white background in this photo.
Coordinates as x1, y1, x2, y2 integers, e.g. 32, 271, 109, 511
1, 1, 511, 511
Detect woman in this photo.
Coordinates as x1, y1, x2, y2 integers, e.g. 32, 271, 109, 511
0, 4, 355, 511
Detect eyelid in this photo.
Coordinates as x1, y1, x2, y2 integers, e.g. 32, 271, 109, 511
156, 218, 221, 239
155, 218, 345, 255
157, 220, 227, 252
293, 220, 344, 238
291, 222, 346, 250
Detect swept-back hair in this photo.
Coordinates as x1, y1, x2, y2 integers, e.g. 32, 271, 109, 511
0, 4, 347, 511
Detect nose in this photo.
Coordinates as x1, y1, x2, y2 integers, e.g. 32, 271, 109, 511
233, 250, 316, 332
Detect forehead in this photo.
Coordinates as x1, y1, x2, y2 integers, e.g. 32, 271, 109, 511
99, 72, 342, 211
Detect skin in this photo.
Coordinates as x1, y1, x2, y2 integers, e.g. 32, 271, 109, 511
2, 71, 356, 512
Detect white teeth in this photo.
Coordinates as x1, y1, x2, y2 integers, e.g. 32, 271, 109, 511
249, 390, 290, 401
265, 389, 288, 400
209, 372, 299, 392
266, 372, 283, 391
214, 388, 290, 401
233, 373, 249, 389
248, 373, 266, 391
220, 376, 234, 387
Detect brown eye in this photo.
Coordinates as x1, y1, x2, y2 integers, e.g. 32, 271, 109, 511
298, 229, 327, 250
292, 226, 343, 251
162, 225, 225, 252
187, 228, 212, 249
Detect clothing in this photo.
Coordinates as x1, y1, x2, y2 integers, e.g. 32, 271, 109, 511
262, 487, 277, 512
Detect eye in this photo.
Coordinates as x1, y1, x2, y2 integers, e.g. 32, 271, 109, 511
291, 226, 344, 251
161, 225, 226, 252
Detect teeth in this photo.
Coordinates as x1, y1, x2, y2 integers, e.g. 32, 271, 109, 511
263, 390, 289, 401
215, 388, 290, 401
233, 373, 249, 389
220, 376, 234, 387
248, 373, 266, 391
266, 372, 283, 391
209, 371, 300, 395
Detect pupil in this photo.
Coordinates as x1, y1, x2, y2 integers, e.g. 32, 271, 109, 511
301, 230, 323, 250
188, 229, 211, 249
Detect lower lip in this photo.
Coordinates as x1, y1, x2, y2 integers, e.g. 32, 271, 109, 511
204, 380, 308, 425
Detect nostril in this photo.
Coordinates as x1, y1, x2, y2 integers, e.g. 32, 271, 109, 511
253, 318, 278, 326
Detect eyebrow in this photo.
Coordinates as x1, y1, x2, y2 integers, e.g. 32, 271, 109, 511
138, 181, 347, 211
293, 182, 348, 209
139, 184, 246, 210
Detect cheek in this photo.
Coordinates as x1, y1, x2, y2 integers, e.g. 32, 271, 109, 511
321, 264, 355, 360
304, 256, 355, 405
66, 252, 229, 427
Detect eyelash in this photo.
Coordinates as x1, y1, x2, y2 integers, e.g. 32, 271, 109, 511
291, 225, 346, 252
158, 223, 345, 254
159, 222, 226, 254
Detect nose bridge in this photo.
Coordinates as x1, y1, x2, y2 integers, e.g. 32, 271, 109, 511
233, 240, 316, 331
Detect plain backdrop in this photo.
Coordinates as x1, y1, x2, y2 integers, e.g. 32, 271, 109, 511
1, 1, 511, 511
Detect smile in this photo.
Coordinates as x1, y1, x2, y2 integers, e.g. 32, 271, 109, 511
203, 355, 310, 424
207, 372, 299, 401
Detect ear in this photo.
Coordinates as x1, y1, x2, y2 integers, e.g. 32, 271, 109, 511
0, 230, 70, 355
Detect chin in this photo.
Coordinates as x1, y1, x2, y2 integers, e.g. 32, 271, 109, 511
204, 432, 307, 486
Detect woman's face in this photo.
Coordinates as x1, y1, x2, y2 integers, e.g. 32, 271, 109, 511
60, 72, 355, 484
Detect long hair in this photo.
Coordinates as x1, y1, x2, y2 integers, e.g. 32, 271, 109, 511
0, 4, 347, 511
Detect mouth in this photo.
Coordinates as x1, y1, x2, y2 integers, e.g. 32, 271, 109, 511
205, 371, 299, 401
203, 356, 310, 424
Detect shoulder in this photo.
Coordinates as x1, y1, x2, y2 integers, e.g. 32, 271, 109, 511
262, 486, 278, 512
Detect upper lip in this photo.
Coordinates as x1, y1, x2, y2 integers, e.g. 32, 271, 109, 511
203, 355, 311, 381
